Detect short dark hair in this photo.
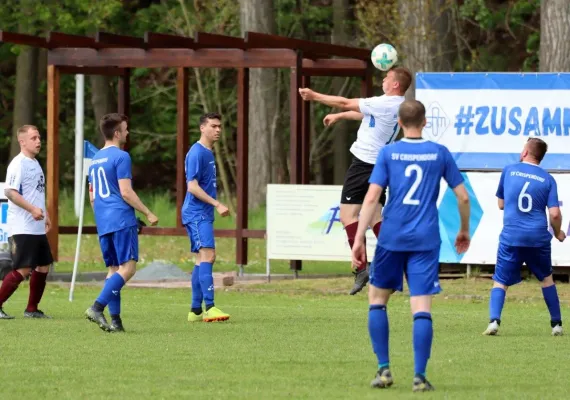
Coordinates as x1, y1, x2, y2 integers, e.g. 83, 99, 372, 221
100, 113, 128, 140
398, 100, 426, 128
390, 67, 413, 94
199, 112, 222, 126
527, 138, 548, 162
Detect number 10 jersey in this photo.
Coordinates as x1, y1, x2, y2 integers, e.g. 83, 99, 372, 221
88, 146, 137, 236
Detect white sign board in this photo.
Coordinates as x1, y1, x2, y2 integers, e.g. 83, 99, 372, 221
267, 172, 570, 266
416, 73, 570, 170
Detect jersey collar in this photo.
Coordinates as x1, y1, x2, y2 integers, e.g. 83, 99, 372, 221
401, 138, 427, 143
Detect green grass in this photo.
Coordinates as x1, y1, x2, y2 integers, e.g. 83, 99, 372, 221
55, 189, 351, 275
2, 278, 569, 399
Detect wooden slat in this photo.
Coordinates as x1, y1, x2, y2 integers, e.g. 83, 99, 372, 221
302, 58, 367, 76
194, 32, 245, 49
47, 65, 60, 260
48, 48, 298, 68
58, 226, 266, 239
58, 66, 125, 76
118, 69, 131, 151
176, 67, 189, 228
289, 51, 303, 272
47, 31, 97, 48
236, 68, 250, 266
96, 31, 146, 48
245, 31, 370, 60
301, 75, 311, 184
144, 32, 195, 49
0, 30, 49, 48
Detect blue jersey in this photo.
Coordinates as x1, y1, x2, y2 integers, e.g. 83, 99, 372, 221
88, 146, 137, 236
182, 142, 217, 224
370, 138, 464, 251
496, 162, 559, 248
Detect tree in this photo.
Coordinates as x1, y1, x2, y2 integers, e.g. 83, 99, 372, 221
539, 0, 570, 72
239, 0, 278, 209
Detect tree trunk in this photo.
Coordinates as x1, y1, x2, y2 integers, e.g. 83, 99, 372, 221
540, 0, 570, 71
398, 0, 454, 99
10, 46, 39, 158
89, 75, 117, 147
239, 0, 277, 209
331, 0, 352, 184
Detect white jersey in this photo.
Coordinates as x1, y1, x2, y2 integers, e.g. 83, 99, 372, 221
4, 153, 46, 236
350, 95, 406, 164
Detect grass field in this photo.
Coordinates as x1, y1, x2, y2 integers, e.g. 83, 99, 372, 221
2, 277, 569, 399
55, 189, 349, 275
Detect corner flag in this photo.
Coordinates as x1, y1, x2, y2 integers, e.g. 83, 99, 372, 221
70, 141, 99, 301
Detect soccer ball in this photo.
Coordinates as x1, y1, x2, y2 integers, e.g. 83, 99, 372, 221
371, 43, 398, 71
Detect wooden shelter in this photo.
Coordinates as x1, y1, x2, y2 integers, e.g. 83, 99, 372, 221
0, 30, 374, 272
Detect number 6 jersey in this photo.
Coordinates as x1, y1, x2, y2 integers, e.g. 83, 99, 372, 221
496, 162, 559, 247
88, 146, 137, 236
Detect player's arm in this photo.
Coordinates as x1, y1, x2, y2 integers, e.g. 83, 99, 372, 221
4, 163, 43, 220
187, 180, 220, 207
116, 153, 158, 225
118, 179, 152, 217
547, 177, 565, 241
324, 111, 364, 126
88, 184, 94, 209
496, 169, 505, 210
443, 148, 470, 253
299, 88, 360, 112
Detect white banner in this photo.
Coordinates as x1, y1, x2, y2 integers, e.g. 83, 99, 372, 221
416, 73, 570, 171
267, 173, 570, 266
0, 183, 8, 244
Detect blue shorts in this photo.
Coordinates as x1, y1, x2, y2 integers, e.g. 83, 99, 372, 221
184, 220, 215, 253
370, 246, 441, 296
493, 243, 552, 286
98, 226, 139, 267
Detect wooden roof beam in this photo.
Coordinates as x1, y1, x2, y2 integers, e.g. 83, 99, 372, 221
0, 30, 49, 48
194, 32, 246, 49
245, 31, 370, 60
48, 48, 298, 68
47, 31, 98, 49
144, 32, 195, 49
96, 31, 146, 48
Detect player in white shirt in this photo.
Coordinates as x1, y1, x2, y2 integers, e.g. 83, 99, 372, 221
0, 125, 53, 319
299, 67, 412, 295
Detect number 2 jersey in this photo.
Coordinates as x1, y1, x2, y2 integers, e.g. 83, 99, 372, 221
496, 162, 559, 248
369, 138, 464, 252
88, 146, 137, 236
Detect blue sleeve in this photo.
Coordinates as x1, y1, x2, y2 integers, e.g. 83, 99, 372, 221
547, 176, 560, 208
116, 152, 133, 180
185, 150, 201, 182
442, 147, 463, 189
496, 168, 506, 199
369, 147, 389, 188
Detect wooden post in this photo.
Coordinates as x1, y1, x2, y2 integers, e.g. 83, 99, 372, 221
118, 69, 131, 150
361, 63, 374, 97
236, 68, 249, 273
301, 75, 311, 184
47, 65, 60, 261
289, 51, 303, 274
176, 68, 189, 228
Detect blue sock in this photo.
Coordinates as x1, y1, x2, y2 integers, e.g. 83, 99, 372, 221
368, 304, 389, 368
542, 284, 561, 324
95, 273, 125, 308
413, 312, 433, 377
489, 287, 506, 322
191, 265, 203, 312
199, 262, 214, 309
106, 278, 121, 317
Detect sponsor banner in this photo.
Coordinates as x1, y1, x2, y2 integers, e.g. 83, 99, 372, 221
0, 183, 8, 244
416, 73, 570, 170
267, 173, 570, 266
